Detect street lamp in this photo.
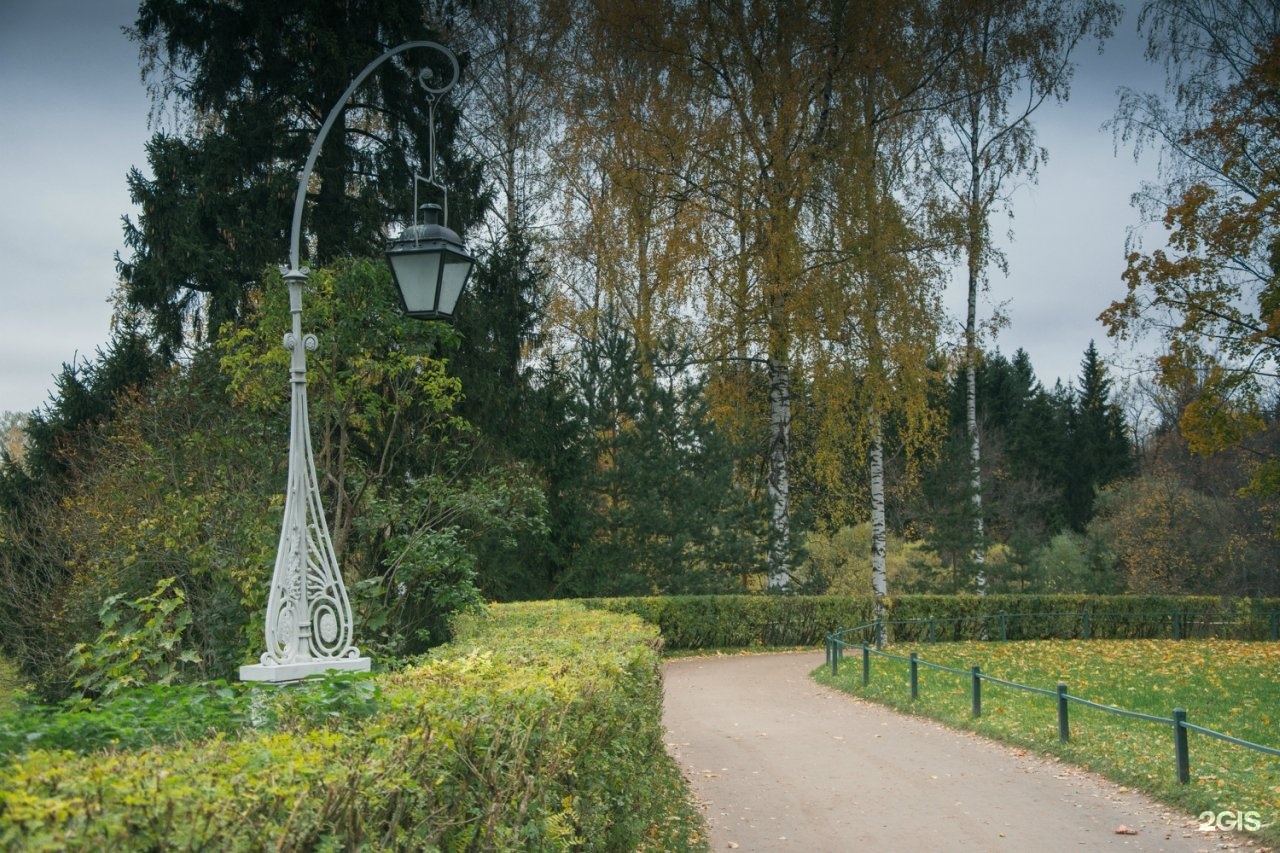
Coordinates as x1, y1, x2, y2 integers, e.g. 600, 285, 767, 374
387, 203, 473, 320
241, 40, 469, 682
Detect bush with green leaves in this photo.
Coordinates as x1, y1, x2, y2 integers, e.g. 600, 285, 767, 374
586, 594, 1280, 651
0, 673, 384, 759
0, 259, 548, 699
0, 602, 706, 852
66, 577, 203, 701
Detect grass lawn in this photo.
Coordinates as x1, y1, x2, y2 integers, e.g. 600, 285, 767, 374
814, 639, 1280, 847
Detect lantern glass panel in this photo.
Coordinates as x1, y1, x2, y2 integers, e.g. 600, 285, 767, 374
390, 251, 443, 314
437, 252, 472, 316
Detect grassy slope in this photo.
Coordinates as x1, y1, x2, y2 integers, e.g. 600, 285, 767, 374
815, 639, 1280, 847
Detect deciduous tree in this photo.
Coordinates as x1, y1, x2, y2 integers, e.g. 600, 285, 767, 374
1105, 1, 1280, 496
933, 0, 1119, 591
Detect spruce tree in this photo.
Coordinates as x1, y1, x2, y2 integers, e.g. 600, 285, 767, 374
557, 317, 765, 595
1065, 341, 1133, 530
120, 0, 484, 355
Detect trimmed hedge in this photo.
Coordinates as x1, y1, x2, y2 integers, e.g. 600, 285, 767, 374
583, 594, 1280, 650
0, 602, 705, 851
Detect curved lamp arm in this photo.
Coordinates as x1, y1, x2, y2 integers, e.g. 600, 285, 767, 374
288, 39, 460, 271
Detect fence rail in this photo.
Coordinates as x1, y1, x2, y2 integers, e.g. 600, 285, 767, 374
825, 615, 1280, 787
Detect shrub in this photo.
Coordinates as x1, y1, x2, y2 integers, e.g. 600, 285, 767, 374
0, 601, 705, 851
583, 594, 1280, 650
66, 577, 203, 701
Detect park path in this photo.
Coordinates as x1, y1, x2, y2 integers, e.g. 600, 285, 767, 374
662, 652, 1234, 852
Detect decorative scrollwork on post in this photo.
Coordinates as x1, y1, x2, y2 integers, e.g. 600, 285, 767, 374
242, 270, 368, 681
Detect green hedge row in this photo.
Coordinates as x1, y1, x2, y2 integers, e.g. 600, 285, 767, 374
0, 602, 705, 852
583, 594, 1280, 649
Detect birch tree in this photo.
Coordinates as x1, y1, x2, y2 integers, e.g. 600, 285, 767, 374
543, 0, 848, 585
540, 0, 708, 371
808, 127, 949, 631
672, 0, 850, 587
455, 0, 568, 242
933, 0, 1118, 591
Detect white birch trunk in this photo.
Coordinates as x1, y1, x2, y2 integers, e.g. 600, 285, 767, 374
966, 127, 987, 595
966, 358, 986, 594
767, 354, 791, 588
869, 419, 888, 644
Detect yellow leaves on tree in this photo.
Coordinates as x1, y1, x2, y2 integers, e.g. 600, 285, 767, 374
1102, 33, 1280, 489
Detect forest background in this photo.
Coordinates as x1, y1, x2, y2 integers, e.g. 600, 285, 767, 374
2, 0, 1280, 700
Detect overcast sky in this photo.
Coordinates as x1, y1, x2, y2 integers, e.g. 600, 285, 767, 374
0, 0, 1165, 416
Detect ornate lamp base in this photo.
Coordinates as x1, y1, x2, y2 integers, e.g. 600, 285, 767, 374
240, 655, 371, 683
244, 270, 370, 686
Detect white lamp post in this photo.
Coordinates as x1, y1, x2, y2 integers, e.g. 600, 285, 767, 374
241, 40, 470, 682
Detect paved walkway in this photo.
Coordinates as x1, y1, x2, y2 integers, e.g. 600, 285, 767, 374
663, 652, 1236, 851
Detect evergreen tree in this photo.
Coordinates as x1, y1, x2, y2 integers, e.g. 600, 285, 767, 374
557, 317, 766, 596
0, 326, 162, 512
922, 342, 1134, 574
1065, 341, 1134, 530
452, 227, 546, 453
120, 0, 484, 355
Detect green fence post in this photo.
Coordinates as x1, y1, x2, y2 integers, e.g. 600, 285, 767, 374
971, 666, 982, 717
928, 618, 936, 644
1173, 708, 1190, 784
862, 643, 870, 686
830, 639, 838, 676
874, 617, 884, 649
909, 652, 919, 700
1271, 611, 1278, 642
1057, 683, 1070, 743
1082, 611, 1091, 641
1173, 611, 1182, 641
999, 612, 1008, 642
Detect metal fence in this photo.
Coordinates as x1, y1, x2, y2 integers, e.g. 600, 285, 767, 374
825, 614, 1280, 786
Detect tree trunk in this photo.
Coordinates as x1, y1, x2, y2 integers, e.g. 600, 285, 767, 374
966, 358, 986, 593
767, 352, 791, 588
966, 124, 987, 595
869, 418, 888, 643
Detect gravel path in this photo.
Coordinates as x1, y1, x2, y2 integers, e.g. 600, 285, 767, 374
662, 652, 1241, 852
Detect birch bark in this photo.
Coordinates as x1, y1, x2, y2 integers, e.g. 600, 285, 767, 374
869, 419, 888, 641
767, 351, 792, 588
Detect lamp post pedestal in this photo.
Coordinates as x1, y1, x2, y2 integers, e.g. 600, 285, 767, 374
240, 270, 369, 684
241, 656, 370, 682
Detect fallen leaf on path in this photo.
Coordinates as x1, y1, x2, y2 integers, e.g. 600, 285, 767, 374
1114, 825, 1138, 835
